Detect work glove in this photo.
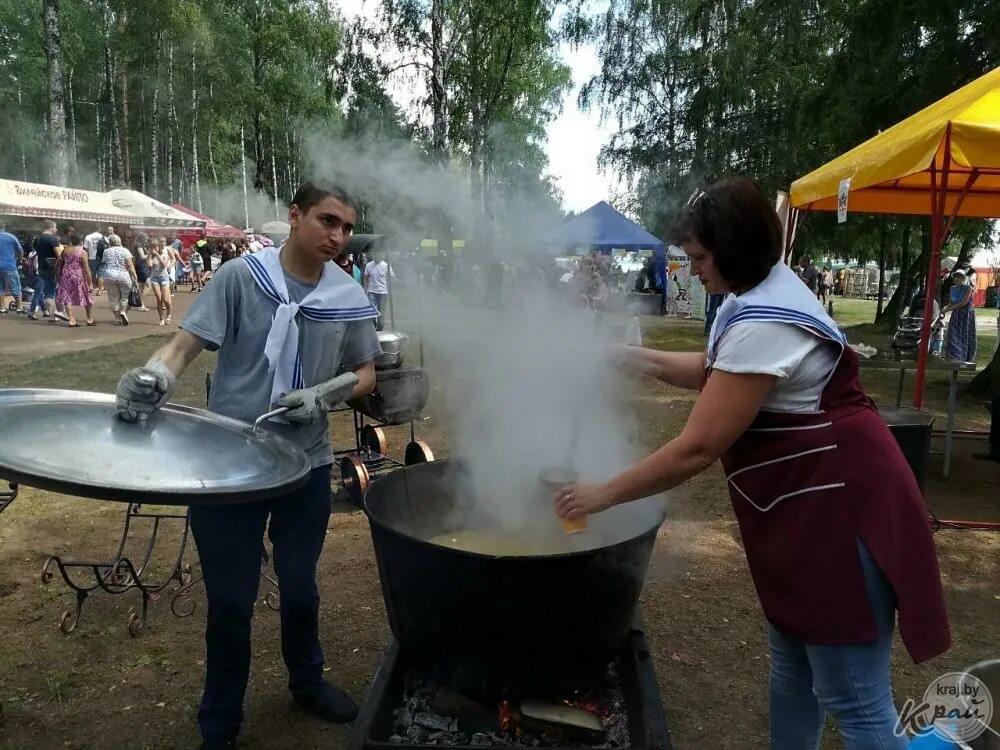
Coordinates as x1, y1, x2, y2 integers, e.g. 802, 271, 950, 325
115, 358, 177, 423
277, 372, 360, 425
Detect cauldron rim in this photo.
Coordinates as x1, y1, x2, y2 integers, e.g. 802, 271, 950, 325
362, 460, 665, 562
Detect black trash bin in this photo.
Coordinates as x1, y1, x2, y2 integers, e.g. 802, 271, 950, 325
879, 406, 935, 493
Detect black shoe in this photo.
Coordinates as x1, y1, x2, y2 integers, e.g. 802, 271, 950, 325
973, 452, 1000, 463
293, 680, 359, 723
199, 740, 236, 750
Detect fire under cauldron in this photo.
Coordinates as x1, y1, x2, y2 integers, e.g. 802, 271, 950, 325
363, 459, 665, 691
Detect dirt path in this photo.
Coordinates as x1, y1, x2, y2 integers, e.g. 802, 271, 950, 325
0, 289, 199, 360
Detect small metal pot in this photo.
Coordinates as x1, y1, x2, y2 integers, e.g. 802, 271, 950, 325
375, 331, 409, 370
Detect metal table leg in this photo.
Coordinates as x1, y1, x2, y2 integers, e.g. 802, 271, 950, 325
944, 369, 958, 479
896, 368, 905, 408
40, 503, 192, 636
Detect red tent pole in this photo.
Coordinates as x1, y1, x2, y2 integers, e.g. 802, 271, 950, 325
913, 126, 953, 408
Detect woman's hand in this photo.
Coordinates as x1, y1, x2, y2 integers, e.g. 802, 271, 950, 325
608, 343, 644, 372
554, 482, 617, 519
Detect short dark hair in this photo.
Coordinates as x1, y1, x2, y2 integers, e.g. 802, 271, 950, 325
290, 182, 357, 214
671, 177, 782, 290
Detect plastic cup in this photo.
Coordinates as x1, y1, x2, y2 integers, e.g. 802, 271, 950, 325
538, 466, 589, 535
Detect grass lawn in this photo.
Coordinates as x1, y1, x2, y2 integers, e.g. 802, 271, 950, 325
640, 297, 997, 430
0, 309, 997, 750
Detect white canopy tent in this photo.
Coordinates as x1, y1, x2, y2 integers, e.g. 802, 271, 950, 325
0, 178, 135, 225
261, 220, 290, 236
107, 189, 205, 230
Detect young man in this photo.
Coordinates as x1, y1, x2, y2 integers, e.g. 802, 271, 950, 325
115, 183, 382, 750
31, 220, 63, 321
363, 248, 393, 330
83, 227, 107, 295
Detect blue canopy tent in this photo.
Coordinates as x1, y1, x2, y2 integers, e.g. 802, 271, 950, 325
546, 200, 668, 292
545, 201, 666, 253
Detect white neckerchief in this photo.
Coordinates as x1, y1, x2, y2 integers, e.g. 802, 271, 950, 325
707, 262, 846, 368
243, 247, 377, 410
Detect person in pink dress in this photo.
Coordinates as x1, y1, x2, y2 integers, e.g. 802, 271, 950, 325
55, 233, 95, 326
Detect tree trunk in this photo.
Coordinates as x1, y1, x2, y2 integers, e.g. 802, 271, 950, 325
17, 81, 27, 180
876, 222, 888, 319
284, 122, 294, 196
251, 42, 266, 192
95, 76, 104, 189
240, 124, 250, 231
137, 54, 146, 193
253, 111, 265, 192
207, 83, 219, 215
104, 38, 124, 184
167, 43, 175, 203
42, 0, 69, 186
66, 67, 78, 184
191, 41, 202, 212
118, 9, 130, 184
876, 223, 916, 329
150, 33, 161, 198
430, 0, 448, 162
270, 130, 280, 218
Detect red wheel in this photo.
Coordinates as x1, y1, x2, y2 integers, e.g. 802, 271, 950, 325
360, 424, 389, 457
339, 456, 370, 506
404, 439, 434, 466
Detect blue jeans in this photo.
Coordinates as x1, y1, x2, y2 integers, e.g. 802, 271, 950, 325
368, 291, 387, 331
768, 541, 908, 749
30, 275, 56, 314
189, 465, 332, 742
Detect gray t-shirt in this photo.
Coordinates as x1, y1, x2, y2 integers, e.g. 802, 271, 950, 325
180, 259, 382, 466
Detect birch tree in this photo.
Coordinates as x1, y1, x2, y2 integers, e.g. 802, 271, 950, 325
41, 0, 69, 185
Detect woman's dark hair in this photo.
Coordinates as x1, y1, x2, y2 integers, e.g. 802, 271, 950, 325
671, 176, 782, 290
67, 233, 81, 246
290, 182, 357, 214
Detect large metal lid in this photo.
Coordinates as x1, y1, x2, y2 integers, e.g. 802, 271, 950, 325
0, 389, 311, 505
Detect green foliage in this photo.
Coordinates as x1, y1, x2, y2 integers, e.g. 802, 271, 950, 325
0, 0, 347, 218
579, 0, 999, 254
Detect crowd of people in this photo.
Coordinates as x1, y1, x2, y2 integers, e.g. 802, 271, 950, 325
0, 221, 287, 328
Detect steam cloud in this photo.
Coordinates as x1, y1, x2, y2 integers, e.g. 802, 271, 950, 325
297, 129, 666, 550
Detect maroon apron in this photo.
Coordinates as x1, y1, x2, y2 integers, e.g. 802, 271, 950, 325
712, 345, 951, 663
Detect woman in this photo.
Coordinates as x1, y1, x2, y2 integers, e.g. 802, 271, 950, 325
133, 235, 151, 311
101, 234, 139, 325
189, 240, 206, 291
55, 234, 95, 326
555, 178, 950, 749
943, 269, 977, 363
146, 238, 173, 326
166, 240, 181, 292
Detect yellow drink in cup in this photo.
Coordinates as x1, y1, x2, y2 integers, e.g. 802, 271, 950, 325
538, 467, 589, 535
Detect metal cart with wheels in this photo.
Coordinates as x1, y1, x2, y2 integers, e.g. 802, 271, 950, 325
334, 234, 435, 505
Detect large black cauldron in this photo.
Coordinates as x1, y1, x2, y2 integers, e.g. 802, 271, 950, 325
363, 460, 663, 687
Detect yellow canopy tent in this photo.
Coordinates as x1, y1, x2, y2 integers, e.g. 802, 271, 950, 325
789, 66, 1000, 407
